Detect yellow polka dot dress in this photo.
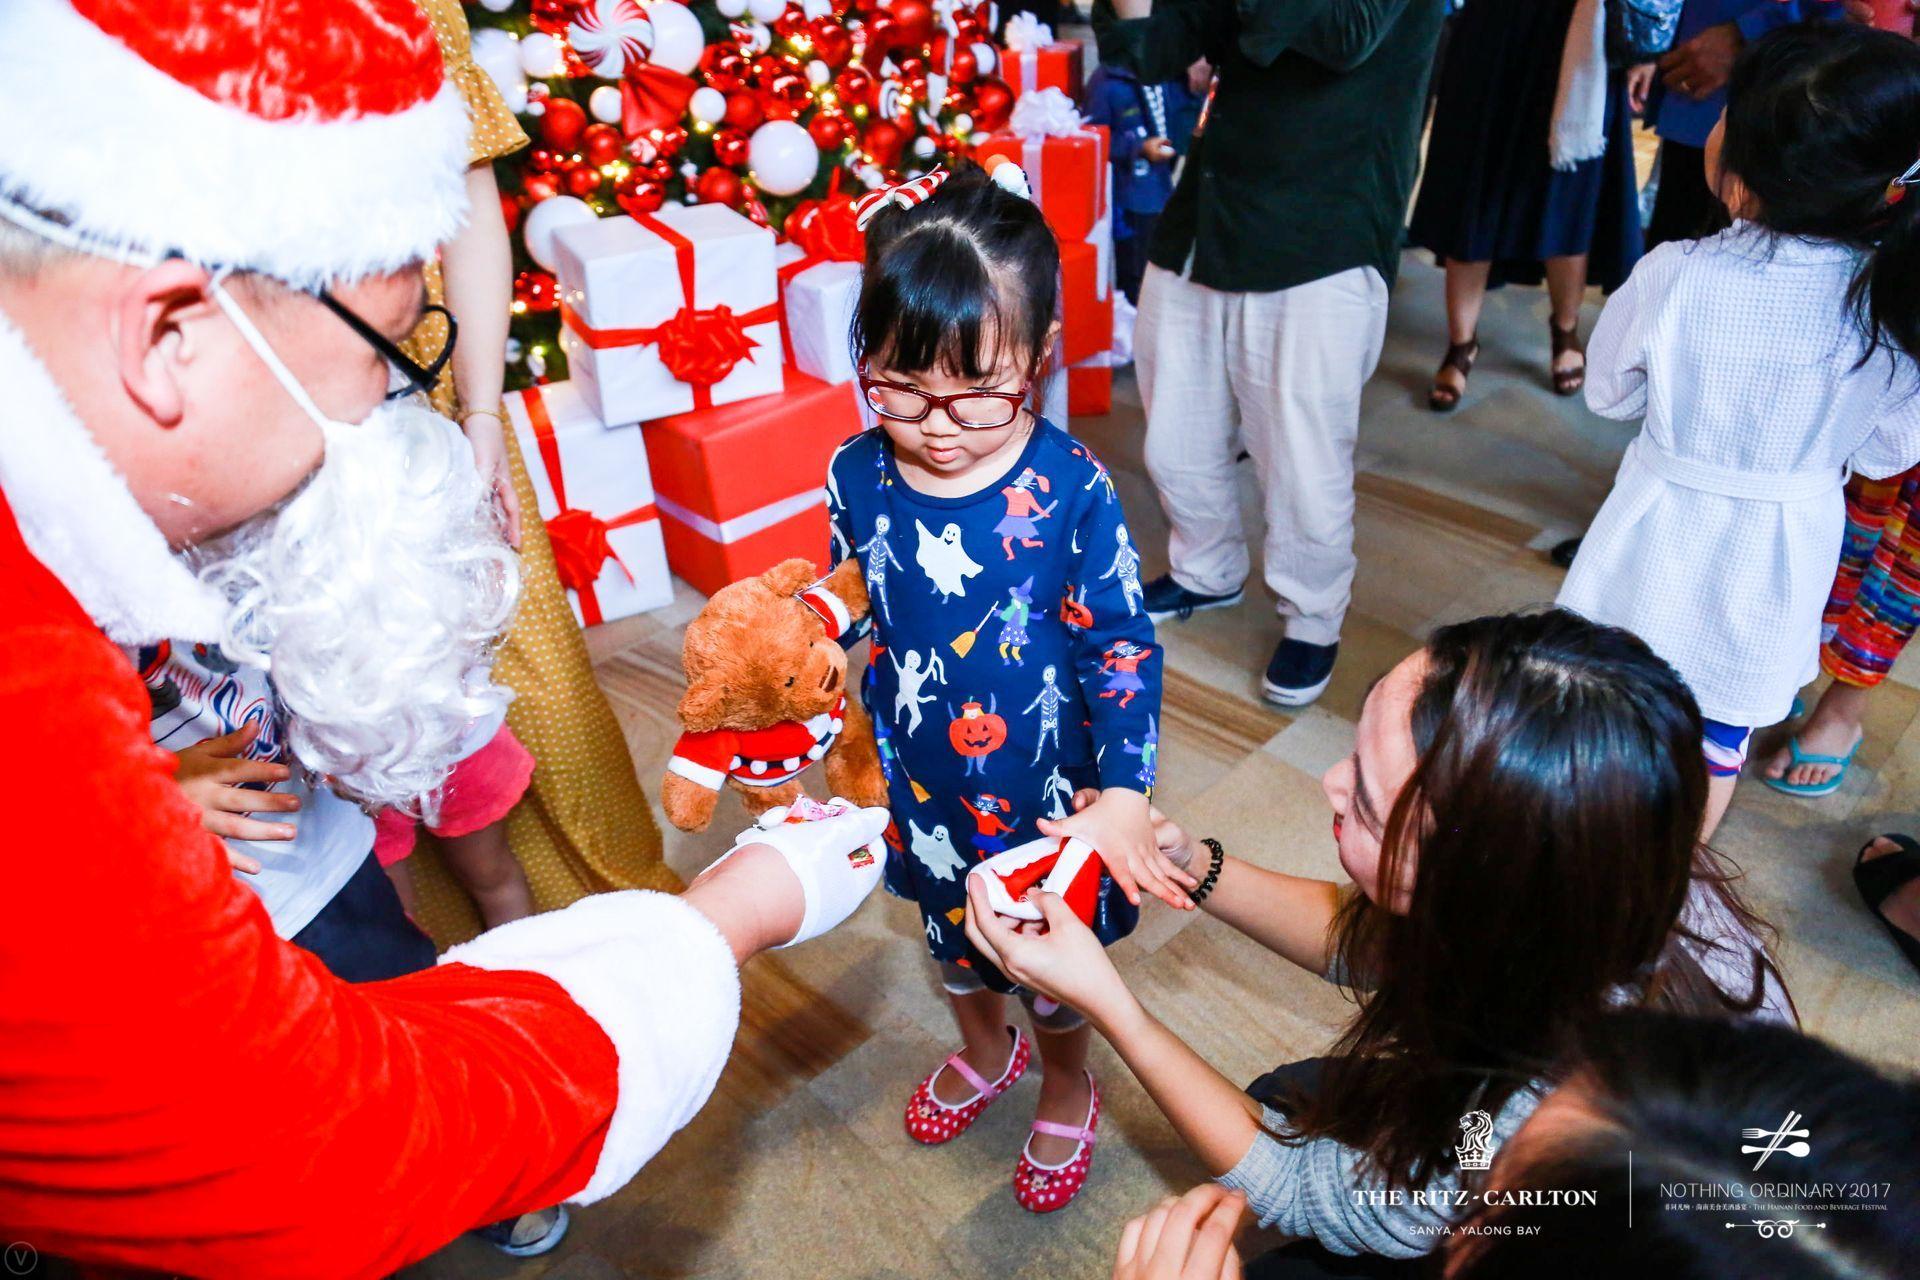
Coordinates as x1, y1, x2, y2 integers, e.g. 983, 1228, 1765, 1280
405, 0, 680, 946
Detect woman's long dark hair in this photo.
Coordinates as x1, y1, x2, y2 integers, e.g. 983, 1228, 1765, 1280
851, 160, 1060, 383
1722, 23, 1920, 365
1284, 610, 1789, 1190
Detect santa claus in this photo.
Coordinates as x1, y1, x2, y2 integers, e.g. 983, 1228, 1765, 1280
0, 1, 886, 1275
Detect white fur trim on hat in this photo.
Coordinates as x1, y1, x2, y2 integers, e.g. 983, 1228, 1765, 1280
440, 890, 744, 1206
0, 0, 472, 288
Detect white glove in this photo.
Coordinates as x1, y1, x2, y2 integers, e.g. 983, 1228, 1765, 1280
712, 797, 889, 948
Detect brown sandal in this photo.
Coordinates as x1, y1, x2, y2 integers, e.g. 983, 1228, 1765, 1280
1428, 336, 1480, 412
1550, 320, 1586, 397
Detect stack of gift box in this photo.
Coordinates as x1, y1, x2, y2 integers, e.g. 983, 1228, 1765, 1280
974, 81, 1116, 421
505, 201, 866, 625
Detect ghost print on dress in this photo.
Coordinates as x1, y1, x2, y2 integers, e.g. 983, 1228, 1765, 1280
826, 421, 1161, 988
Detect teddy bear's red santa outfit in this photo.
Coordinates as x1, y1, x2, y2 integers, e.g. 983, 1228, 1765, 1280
0, 2, 775, 1275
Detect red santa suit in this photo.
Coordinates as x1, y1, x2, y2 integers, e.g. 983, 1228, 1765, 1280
0, 3, 744, 1275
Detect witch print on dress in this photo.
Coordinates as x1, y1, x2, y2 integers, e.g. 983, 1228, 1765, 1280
890, 647, 947, 735
1025, 664, 1066, 762
916, 519, 984, 601
997, 577, 1035, 666
1100, 639, 1153, 709
962, 791, 1018, 856
1123, 714, 1159, 790
996, 467, 1057, 560
908, 817, 968, 881
1100, 525, 1145, 616
949, 694, 1007, 775
858, 514, 906, 626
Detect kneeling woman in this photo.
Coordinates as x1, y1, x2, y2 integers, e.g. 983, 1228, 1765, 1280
968, 610, 1793, 1264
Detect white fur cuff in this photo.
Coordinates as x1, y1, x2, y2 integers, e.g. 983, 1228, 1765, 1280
440, 890, 743, 1205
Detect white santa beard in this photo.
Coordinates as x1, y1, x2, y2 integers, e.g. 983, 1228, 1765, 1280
193, 399, 520, 814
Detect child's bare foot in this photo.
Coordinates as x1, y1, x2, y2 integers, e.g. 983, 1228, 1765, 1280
1028, 1068, 1094, 1165
1762, 684, 1868, 791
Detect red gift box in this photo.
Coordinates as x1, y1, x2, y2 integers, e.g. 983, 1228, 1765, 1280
644, 368, 864, 596
1069, 359, 1113, 417
1060, 239, 1114, 368
1003, 41, 1083, 101
972, 123, 1109, 246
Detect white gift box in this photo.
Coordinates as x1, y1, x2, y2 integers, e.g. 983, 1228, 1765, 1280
775, 242, 862, 386
553, 204, 785, 425
505, 380, 673, 628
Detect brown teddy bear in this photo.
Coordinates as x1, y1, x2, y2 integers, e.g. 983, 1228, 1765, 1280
662, 557, 888, 832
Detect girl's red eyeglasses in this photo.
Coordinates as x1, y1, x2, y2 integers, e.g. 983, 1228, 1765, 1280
857, 367, 1031, 430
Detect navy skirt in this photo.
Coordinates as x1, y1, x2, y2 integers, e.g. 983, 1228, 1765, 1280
1407, 0, 1644, 293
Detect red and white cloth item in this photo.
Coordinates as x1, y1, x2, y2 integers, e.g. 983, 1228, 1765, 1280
1000, 14, 1084, 101
505, 380, 673, 627
554, 203, 784, 424
903, 1026, 1031, 1145
967, 835, 1110, 927
372, 722, 536, 867
665, 577, 858, 792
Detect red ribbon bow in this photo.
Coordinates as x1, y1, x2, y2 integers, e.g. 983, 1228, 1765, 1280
523, 386, 659, 626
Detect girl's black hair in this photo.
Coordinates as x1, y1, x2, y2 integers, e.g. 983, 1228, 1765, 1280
852, 161, 1060, 382
1722, 23, 1920, 365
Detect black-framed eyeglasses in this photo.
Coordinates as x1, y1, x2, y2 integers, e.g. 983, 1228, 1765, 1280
316, 290, 458, 401
857, 366, 1031, 430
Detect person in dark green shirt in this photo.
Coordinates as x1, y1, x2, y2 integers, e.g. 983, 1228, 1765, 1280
1095, 0, 1446, 706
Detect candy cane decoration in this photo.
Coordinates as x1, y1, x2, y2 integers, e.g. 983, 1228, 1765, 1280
567, 0, 654, 78
853, 167, 951, 229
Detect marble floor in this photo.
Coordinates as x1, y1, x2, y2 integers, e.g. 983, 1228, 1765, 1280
408, 250, 1920, 1279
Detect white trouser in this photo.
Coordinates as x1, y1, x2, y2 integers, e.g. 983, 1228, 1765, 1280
1137, 263, 1389, 646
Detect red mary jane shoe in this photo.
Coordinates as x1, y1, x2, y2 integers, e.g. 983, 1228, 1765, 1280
904, 1026, 1030, 1146
1014, 1072, 1101, 1213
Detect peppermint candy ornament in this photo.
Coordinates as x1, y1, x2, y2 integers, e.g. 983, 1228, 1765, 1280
568, 0, 653, 79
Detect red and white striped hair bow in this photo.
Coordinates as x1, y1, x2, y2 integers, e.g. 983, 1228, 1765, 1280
853, 168, 951, 229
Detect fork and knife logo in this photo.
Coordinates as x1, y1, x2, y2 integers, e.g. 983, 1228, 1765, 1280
1741, 1112, 1811, 1170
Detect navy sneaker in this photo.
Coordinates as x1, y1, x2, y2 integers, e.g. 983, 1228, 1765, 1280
476, 1205, 570, 1258
1143, 574, 1244, 622
1263, 639, 1338, 708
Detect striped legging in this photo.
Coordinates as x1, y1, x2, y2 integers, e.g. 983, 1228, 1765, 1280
1822, 465, 1920, 688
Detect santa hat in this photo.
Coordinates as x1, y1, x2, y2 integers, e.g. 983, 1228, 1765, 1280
0, 0, 472, 289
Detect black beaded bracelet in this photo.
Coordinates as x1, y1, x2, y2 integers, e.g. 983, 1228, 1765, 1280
1188, 838, 1225, 906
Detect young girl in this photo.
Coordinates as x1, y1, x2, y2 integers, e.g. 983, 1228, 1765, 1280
827, 160, 1186, 1214
1558, 23, 1920, 839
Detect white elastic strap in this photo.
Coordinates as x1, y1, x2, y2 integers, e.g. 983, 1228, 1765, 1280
207, 277, 334, 428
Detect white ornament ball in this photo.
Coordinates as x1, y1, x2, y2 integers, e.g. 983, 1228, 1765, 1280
589, 84, 625, 123
528, 347, 549, 378
747, 0, 787, 21
504, 336, 524, 363
499, 77, 530, 113
748, 119, 820, 196
951, 112, 973, 134
913, 136, 938, 159
471, 27, 518, 68
970, 41, 997, 75
806, 58, 832, 87
644, 0, 706, 72
518, 30, 565, 77
689, 86, 729, 125
478, 0, 514, 10
801, 0, 832, 17
680, 160, 703, 179
522, 195, 598, 272
716, 0, 749, 15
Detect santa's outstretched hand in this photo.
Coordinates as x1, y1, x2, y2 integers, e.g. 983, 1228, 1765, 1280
691, 797, 889, 949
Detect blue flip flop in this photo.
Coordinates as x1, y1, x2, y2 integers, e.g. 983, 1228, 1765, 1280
1762, 732, 1862, 799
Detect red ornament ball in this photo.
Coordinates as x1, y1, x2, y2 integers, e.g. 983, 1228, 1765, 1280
833, 66, 874, 108
499, 192, 523, 234
807, 111, 852, 151
971, 76, 1014, 131
564, 162, 604, 197
772, 9, 810, 41
614, 173, 667, 216
810, 20, 854, 67
890, 0, 935, 46
696, 166, 744, 207
700, 44, 749, 92
763, 73, 812, 121
948, 48, 978, 85
863, 118, 906, 168
529, 147, 562, 173
654, 124, 690, 158
724, 89, 766, 130
895, 53, 927, 80
514, 269, 560, 313
521, 172, 563, 204
582, 122, 623, 167
539, 96, 589, 150
712, 125, 752, 167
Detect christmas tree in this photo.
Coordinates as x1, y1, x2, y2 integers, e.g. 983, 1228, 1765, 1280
465, 0, 1015, 386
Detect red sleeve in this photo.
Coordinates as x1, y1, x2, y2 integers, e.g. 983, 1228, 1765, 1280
668, 726, 738, 790
0, 622, 620, 1279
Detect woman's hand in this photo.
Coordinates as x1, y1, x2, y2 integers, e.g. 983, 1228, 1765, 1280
1659, 21, 1740, 99
172, 723, 299, 870
463, 411, 523, 550
964, 878, 1138, 1026
1114, 1186, 1245, 1280
1040, 787, 1196, 911
1626, 62, 1656, 115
